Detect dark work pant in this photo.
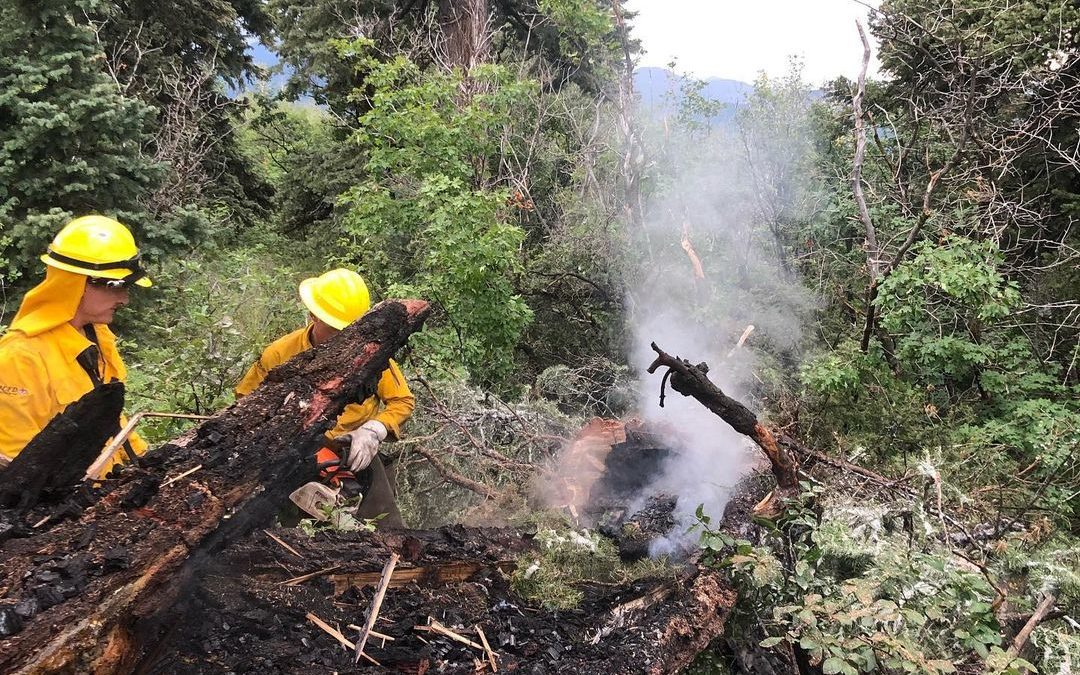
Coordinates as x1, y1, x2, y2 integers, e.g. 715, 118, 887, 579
355, 454, 404, 529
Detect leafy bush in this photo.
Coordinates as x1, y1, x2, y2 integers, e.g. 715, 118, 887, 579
118, 234, 322, 443
694, 486, 1045, 674
337, 44, 534, 391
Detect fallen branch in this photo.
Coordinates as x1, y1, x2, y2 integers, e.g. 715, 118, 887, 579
647, 342, 798, 515
411, 444, 497, 499
1002, 594, 1057, 664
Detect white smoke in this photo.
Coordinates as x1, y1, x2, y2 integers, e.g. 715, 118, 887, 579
626, 67, 822, 551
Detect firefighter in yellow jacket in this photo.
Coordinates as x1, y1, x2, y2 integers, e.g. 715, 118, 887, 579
236, 268, 414, 527
0, 215, 152, 475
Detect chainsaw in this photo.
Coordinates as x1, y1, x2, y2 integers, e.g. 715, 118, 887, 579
288, 438, 373, 526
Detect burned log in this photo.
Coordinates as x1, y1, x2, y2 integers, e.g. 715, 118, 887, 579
647, 342, 799, 516
0, 299, 430, 674
0, 383, 124, 513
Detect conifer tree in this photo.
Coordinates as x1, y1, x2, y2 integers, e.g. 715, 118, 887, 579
0, 0, 162, 279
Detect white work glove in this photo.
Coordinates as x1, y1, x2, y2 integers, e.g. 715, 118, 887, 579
338, 420, 387, 473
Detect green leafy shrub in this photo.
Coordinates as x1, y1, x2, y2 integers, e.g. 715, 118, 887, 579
118, 235, 321, 443
694, 487, 1043, 674
337, 45, 534, 391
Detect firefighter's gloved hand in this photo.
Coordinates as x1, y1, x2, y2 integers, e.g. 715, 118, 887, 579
338, 420, 387, 472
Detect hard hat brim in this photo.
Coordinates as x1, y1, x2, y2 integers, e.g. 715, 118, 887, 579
41, 254, 153, 287
299, 277, 348, 330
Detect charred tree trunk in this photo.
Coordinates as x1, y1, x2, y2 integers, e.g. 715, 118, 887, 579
647, 342, 799, 517
0, 300, 431, 674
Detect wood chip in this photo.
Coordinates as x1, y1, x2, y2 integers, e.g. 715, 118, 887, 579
476, 623, 498, 672
264, 529, 304, 558
305, 612, 381, 666
281, 565, 340, 586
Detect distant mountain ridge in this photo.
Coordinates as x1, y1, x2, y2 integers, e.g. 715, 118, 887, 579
633, 67, 753, 119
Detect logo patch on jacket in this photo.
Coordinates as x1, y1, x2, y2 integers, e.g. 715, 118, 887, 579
0, 384, 29, 396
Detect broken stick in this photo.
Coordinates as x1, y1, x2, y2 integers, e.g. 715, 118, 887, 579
647, 341, 799, 516
265, 529, 304, 558
354, 552, 400, 663
419, 618, 485, 650
476, 623, 498, 672
306, 612, 381, 666
162, 464, 203, 487
347, 625, 395, 642
281, 565, 341, 587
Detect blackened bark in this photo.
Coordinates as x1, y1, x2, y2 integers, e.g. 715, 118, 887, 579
0, 383, 124, 511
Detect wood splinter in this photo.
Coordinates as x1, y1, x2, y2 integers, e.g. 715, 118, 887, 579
347, 624, 395, 646
264, 529, 304, 558
476, 623, 498, 671
161, 464, 203, 487
281, 565, 341, 587
415, 618, 485, 650
354, 552, 400, 663
305, 612, 381, 666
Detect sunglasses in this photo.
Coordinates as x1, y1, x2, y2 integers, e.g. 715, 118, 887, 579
87, 268, 146, 289
87, 277, 133, 289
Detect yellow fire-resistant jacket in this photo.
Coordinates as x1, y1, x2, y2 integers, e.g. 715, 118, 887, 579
0, 271, 147, 475
235, 325, 414, 440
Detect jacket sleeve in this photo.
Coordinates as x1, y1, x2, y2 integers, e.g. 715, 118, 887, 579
235, 350, 273, 398
373, 359, 415, 440
0, 346, 53, 460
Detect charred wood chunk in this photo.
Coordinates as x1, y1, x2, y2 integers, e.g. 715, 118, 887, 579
592, 439, 672, 503
0, 383, 124, 511
0, 606, 23, 637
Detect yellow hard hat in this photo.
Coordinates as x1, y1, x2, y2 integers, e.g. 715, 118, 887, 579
299, 268, 371, 330
40, 215, 152, 287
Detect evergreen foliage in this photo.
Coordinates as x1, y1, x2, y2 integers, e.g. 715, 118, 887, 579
0, 0, 161, 279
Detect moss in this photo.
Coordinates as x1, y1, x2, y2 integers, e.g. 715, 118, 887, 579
510, 527, 675, 609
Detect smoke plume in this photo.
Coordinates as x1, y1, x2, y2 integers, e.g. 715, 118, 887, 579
627, 67, 822, 551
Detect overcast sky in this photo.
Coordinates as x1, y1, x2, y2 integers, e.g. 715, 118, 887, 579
624, 0, 881, 85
